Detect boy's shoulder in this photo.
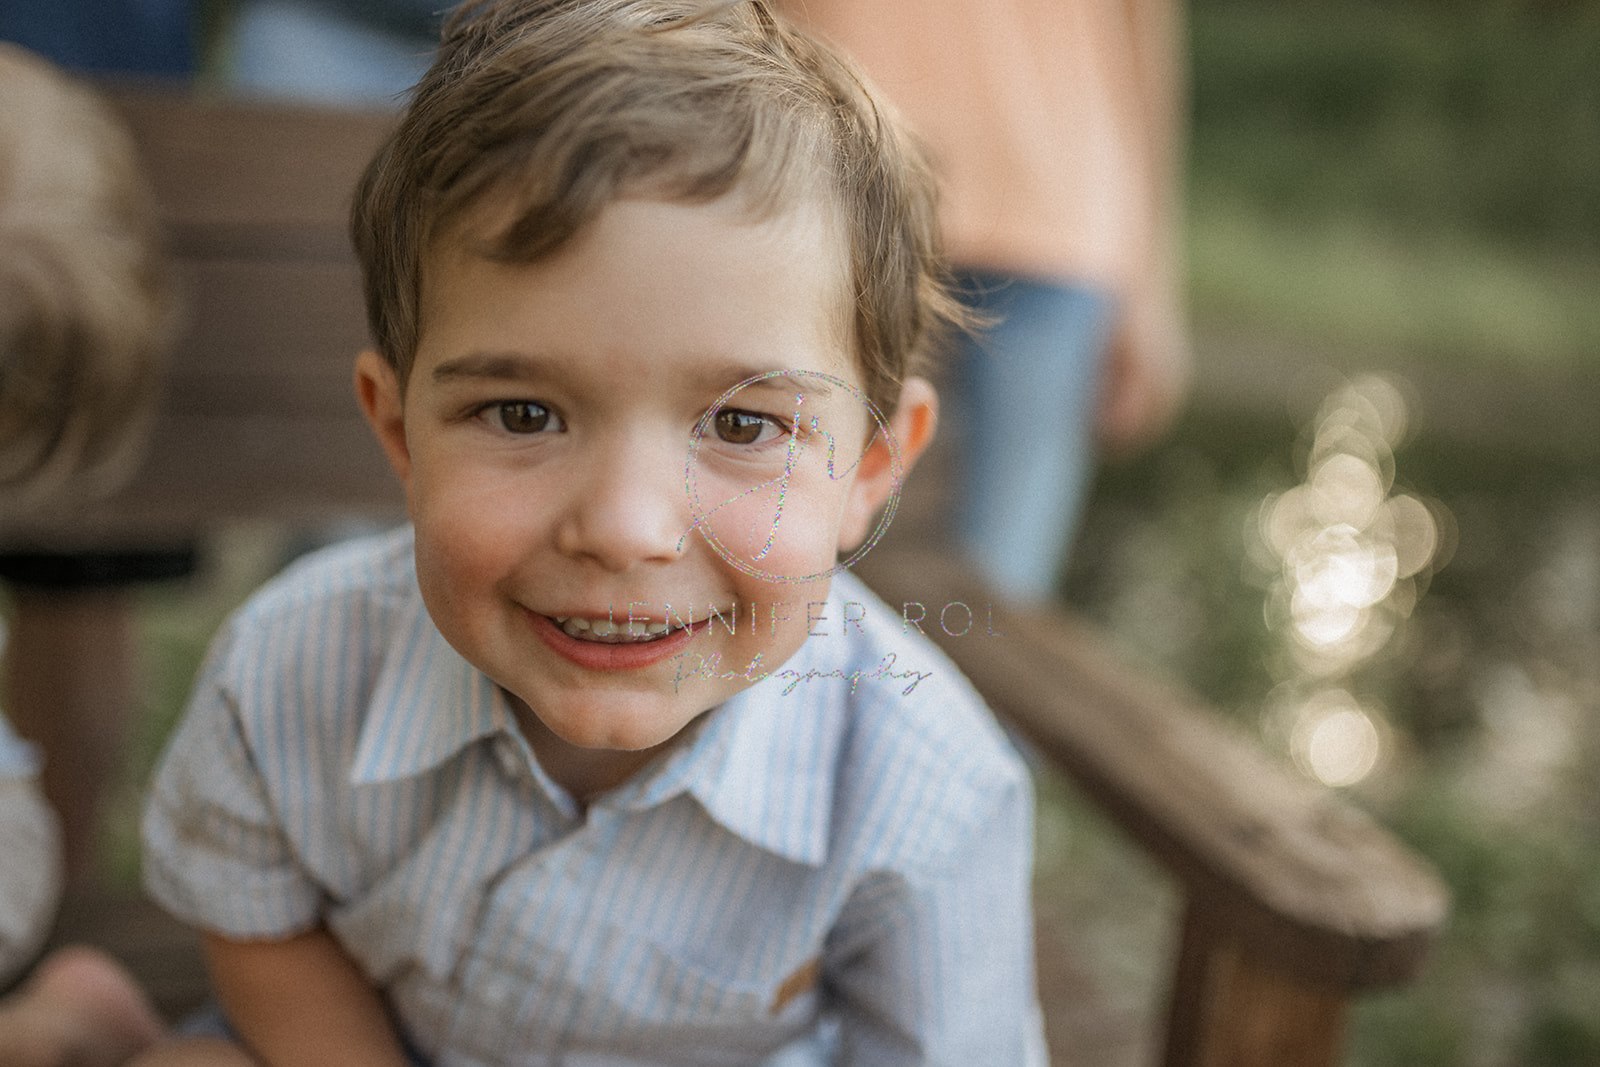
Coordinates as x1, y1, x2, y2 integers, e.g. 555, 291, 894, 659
202, 526, 421, 717
231, 525, 418, 629
822, 570, 1017, 760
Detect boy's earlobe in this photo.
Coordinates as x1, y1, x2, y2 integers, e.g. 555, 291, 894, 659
837, 377, 938, 553
353, 349, 411, 483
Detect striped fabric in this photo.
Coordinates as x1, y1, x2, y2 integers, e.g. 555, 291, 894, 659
144, 528, 1047, 1066
0, 621, 41, 780
0, 707, 39, 779
0, 777, 59, 986
1, 619, 62, 984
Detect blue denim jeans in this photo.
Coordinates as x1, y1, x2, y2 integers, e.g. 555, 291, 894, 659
225, 0, 433, 104
948, 270, 1114, 601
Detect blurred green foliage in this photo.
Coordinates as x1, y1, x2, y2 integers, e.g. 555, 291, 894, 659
1192, 0, 1600, 250
1063, 405, 1600, 1065
1188, 0, 1600, 368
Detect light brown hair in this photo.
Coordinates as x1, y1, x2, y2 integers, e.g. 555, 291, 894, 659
0, 44, 173, 507
350, 0, 962, 412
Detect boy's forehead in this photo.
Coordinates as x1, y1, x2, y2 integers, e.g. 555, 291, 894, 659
418, 188, 859, 373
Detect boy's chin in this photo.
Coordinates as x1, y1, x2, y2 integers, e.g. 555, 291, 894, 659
524, 696, 705, 754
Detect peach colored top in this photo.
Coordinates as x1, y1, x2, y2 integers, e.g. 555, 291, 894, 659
784, 0, 1172, 292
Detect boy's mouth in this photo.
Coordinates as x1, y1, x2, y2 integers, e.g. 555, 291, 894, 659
549, 615, 686, 644
527, 611, 710, 672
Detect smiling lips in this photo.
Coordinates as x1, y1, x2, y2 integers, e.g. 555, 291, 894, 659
527, 610, 709, 671
551, 615, 678, 642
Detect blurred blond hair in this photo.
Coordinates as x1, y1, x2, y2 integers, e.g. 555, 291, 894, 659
0, 43, 173, 509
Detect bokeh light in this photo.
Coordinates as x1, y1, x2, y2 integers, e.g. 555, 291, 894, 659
1252, 373, 1453, 786
1288, 689, 1385, 787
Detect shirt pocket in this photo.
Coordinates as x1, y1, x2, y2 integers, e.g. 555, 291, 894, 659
326, 852, 476, 987
566, 925, 822, 1066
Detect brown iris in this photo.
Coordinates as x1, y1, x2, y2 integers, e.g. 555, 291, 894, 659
498, 401, 551, 433
714, 409, 771, 445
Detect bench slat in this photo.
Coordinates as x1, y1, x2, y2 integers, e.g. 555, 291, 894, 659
106, 87, 395, 254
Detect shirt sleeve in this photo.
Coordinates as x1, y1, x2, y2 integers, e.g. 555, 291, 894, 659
0, 778, 60, 986
142, 626, 323, 940
0, 707, 41, 780
825, 773, 1049, 1067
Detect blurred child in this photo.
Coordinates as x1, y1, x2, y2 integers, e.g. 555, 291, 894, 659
135, 1, 1045, 1063
0, 40, 173, 1067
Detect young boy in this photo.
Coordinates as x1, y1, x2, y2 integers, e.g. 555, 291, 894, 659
137, 2, 1047, 1063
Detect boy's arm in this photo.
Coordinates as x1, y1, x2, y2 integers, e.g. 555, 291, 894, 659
204, 926, 412, 1067
826, 775, 1046, 1066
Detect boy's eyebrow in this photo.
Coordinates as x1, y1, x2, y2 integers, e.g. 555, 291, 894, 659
695, 363, 836, 403
432, 352, 838, 401
431, 350, 550, 384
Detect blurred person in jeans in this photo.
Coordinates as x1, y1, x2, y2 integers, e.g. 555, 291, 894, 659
780, 0, 1193, 601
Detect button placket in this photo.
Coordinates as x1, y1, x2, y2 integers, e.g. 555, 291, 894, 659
492, 735, 525, 780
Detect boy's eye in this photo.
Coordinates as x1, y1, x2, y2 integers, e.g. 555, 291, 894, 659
485, 401, 560, 434
714, 408, 785, 446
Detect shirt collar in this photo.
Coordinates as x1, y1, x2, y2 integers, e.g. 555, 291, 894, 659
568, 584, 855, 868
675, 577, 869, 868
680, 661, 840, 868
350, 572, 849, 868
350, 592, 510, 785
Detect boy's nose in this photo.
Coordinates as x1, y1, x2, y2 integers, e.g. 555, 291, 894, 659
554, 435, 686, 573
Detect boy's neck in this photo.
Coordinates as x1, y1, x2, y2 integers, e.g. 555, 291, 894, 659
505, 694, 692, 803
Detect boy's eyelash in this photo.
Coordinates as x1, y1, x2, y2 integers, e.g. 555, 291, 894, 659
713, 408, 798, 442
467, 399, 562, 432
457, 402, 807, 440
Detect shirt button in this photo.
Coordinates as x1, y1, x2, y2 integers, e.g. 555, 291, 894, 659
493, 738, 524, 778
486, 973, 515, 1007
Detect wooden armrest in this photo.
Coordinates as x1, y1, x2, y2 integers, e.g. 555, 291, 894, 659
858, 546, 1449, 1063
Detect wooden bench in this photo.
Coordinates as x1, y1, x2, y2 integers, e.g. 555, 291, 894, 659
1, 87, 1449, 1066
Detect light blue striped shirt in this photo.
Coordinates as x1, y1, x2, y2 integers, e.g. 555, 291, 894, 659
143, 528, 1047, 1066
0, 621, 41, 779
0, 711, 38, 779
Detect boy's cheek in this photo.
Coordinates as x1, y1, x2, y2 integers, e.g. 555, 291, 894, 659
410, 456, 536, 527
408, 475, 533, 580
691, 476, 852, 582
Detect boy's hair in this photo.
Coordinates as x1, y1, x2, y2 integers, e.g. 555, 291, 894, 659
351, 0, 962, 412
0, 44, 173, 506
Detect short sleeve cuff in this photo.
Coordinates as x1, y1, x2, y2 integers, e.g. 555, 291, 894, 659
142, 790, 322, 940
0, 715, 41, 780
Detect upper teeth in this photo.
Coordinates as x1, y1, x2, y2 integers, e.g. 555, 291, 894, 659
553, 616, 673, 642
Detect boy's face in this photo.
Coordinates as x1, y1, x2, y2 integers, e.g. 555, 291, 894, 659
357, 194, 934, 792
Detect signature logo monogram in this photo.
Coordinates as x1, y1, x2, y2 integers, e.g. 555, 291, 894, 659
679, 370, 903, 583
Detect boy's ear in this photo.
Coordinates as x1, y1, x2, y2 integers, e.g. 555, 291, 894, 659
354, 349, 411, 484
837, 376, 938, 553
